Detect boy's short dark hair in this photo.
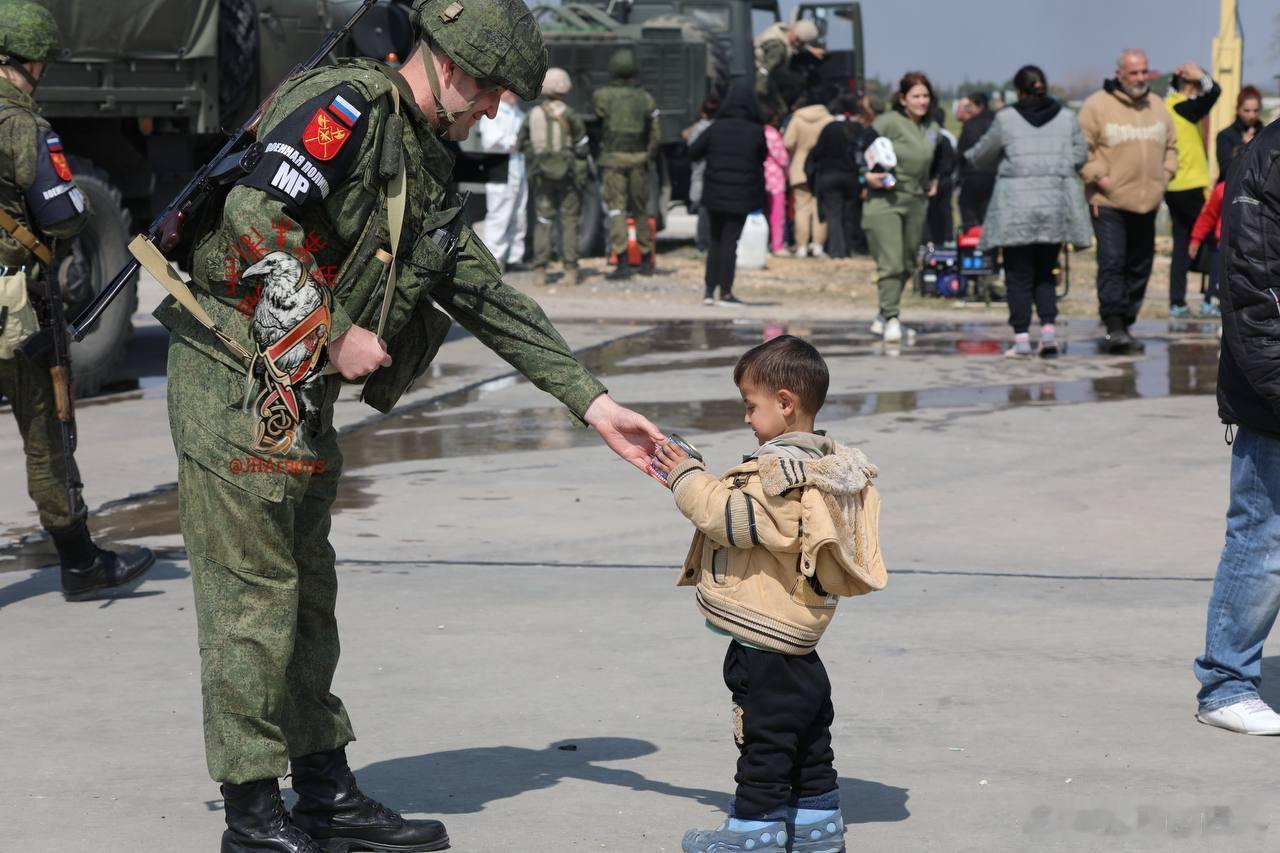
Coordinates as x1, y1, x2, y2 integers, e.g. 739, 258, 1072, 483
733, 335, 829, 414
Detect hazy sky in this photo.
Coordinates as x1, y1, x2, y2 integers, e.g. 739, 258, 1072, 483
783, 0, 1277, 91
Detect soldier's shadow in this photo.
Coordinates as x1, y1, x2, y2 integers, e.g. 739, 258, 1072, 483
0, 557, 187, 609
351, 738, 910, 825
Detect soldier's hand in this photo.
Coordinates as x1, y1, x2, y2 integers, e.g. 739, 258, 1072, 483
328, 325, 392, 380
584, 394, 667, 474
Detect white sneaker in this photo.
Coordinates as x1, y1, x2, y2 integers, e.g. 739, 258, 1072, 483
810, 243, 826, 258
883, 317, 902, 343
869, 314, 885, 336
702, 297, 715, 307
1197, 697, 1280, 735
794, 245, 808, 258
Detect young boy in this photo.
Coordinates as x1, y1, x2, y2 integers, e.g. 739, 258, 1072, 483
653, 335, 887, 853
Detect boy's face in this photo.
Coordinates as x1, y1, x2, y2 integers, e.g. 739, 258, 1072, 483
740, 379, 797, 445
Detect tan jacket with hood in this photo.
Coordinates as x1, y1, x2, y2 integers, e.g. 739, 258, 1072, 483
669, 433, 887, 655
783, 105, 834, 187
1077, 79, 1177, 213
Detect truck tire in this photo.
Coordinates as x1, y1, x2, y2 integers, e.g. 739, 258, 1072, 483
63, 161, 137, 398
219, 0, 260, 123
643, 14, 731, 97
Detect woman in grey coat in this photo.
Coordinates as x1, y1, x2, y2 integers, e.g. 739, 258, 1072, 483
965, 65, 1092, 357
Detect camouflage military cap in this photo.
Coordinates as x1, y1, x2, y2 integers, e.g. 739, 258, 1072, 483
608, 47, 636, 79
411, 0, 547, 101
0, 0, 60, 63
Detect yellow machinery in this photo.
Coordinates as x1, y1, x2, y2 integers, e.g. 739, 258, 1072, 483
1207, 0, 1243, 182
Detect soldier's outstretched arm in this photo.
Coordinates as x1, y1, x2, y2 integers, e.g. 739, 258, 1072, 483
432, 226, 664, 471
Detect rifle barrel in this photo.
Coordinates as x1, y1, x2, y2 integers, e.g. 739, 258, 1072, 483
68, 257, 140, 341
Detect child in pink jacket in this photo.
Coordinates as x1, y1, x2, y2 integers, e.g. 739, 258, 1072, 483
764, 113, 790, 255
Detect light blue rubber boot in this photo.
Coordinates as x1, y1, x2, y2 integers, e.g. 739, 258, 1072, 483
681, 818, 789, 853
789, 809, 846, 852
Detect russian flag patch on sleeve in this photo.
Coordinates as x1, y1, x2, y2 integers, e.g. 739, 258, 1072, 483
46, 133, 73, 181
328, 94, 362, 127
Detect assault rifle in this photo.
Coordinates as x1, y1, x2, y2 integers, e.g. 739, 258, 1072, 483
67, 0, 380, 342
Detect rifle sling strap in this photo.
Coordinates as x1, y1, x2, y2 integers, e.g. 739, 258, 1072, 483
129, 234, 254, 365
0, 207, 51, 266
373, 69, 406, 341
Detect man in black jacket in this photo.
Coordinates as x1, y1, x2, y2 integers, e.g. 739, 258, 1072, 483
1193, 116, 1280, 736
957, 91, 996, 228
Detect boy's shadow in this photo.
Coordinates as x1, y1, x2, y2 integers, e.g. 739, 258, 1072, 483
352, 738, 909, 825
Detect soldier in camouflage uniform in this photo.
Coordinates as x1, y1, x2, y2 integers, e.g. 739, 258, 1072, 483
0, 0, 153, 600
518, 67, 588, 287
592, 48, 660, 280
156, 0, 664, 849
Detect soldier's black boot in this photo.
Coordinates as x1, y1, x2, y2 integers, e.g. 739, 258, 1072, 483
222, 779, 323, 853
638, 256, 655, 276
606, 256, 632, 281
52, 523, 155, 601
291, 747, 449, 852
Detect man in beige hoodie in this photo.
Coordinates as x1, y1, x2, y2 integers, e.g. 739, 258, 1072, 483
1078, 48, 1177, 352
782, 98, 833, 256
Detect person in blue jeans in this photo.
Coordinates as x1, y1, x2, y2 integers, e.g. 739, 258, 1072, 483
1194, 115, 1280, 735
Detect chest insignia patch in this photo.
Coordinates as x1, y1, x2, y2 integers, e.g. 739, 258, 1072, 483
303, 108, 352, 161
46, 134, 72, 181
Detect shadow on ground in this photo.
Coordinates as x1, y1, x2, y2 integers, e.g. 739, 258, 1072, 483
354, 738, 909, 826
0, 557, 188, 609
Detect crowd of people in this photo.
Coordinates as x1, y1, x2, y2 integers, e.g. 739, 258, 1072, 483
672, 40, 1270, 354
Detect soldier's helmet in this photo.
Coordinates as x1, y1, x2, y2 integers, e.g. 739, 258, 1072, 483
0, 0, 61, 64
541, 67, 571, 98
410, 0, 547, 101
607, 48, 637, 80
790, 19, 819, 45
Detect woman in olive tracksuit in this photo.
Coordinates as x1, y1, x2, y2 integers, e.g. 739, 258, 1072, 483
862, 71, 938, 342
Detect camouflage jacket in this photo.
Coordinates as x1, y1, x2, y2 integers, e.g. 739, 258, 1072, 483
0, 79, 88, 267
591, 82, 659, 167
157, 60, 606, 423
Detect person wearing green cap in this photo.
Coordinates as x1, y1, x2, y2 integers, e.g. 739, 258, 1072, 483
593, 47, 660, 279
0, 0, 155, 600
156, 1, 665, 849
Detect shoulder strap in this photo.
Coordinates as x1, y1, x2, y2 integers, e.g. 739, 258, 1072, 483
372, 73, 406, 341
0, 207, 50, 264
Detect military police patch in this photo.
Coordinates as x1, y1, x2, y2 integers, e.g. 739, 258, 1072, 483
303, 107, 352, 161
239, 84, 370, 212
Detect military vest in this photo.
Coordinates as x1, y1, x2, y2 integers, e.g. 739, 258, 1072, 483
528, 103, 575, 181
598, 84, 651, 154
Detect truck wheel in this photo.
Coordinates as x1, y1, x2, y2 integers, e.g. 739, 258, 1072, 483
578, 177, 606, 258
643, 13, 732, 97
64, 161, 137, 398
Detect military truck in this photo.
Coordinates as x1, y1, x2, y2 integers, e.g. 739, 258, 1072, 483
526, 0, 865, 255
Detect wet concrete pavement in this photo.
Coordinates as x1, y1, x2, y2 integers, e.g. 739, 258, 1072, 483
1, 303, 1268, 852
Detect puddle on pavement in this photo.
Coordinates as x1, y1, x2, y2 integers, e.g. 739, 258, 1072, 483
1, 320, 1220, 572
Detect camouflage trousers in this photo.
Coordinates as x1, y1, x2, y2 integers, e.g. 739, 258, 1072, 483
0, 352, 85, 534
601, 164, 653, 256
168, 339, 354, 783
531, 176, 581, 269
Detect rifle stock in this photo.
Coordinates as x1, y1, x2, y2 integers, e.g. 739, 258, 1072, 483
67, 0, 380, 342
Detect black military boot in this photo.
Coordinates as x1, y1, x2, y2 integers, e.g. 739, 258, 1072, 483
222, 778, 324, 853
638, 256, 655, 276
52, 523, 155, 601
291, 747, 449, 852
606, 256, 632, 281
